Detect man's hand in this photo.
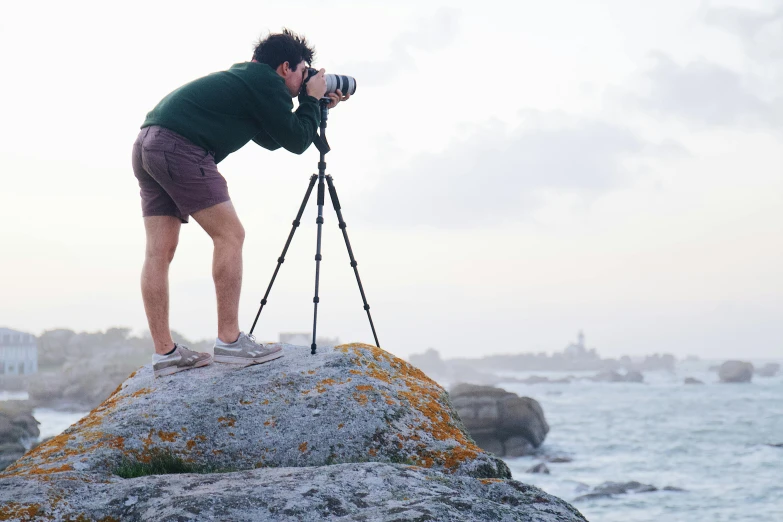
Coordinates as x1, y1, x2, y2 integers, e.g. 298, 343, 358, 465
326, 89, 351, 109
306, 68, 327, 99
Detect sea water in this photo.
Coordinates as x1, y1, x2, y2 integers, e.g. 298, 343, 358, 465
496, 362, 783, 521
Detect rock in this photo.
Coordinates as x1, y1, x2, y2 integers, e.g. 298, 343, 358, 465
449, 383, 549, 457
718, 361, 754, 383
4, 344, 507, 478
545, 456, 573, 463
766, 443, 783, 448
663, 486, 687, 492
0, 442, 26, 472
520, 376, 551, 384
0, 402, 40, 471
623, 371, 644, 383
684, 377, 704, 385
0, 463, 587, 521
756, 363, 780, 378
592, 370, 624, 382
0, 343, 587, 522
574, 480, 658, 501
526, 462, 550, 474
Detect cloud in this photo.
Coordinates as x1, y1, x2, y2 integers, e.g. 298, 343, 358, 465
623, 4, 783, 128
703, 2, 783, 63
354, 113, 674, 228
632, 51, 782, 127
338, 7, 459, 86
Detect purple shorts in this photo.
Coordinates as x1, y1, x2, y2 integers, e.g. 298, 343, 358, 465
132, 126, 230, 223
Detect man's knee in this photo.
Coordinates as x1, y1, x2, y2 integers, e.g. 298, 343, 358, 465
146, 241, 178, 264
214, 223, 245, 249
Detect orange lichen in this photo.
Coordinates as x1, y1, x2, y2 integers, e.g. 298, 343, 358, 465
355, 385, 373, 391
299, 442, 308, 453
335, 343, 485, 473
240, 400, 253, 405
353, 393, 369, 406
217, 417, 236, 428
479, 478, 503, 484
157, 430, 179, 442
0, 503, 41, 520
368, 448, 378, 456
338, 423, 344, 429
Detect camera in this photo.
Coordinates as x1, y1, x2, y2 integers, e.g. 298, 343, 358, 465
303, 68, 357, 97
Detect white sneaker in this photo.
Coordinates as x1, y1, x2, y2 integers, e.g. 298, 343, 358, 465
213, 332, 283, 365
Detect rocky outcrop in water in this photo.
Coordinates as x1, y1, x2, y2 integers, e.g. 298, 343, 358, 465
718, 360, 754, 383
574, 480, 684, 501
0, 343, 586, 522
591, 370, 644, 383
0, 402, 39, 472
684, 377, 705, 385
449, 383, 549, 457
756, 363, 780, 378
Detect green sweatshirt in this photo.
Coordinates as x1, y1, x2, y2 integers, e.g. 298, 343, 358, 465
141, 62, 321, 163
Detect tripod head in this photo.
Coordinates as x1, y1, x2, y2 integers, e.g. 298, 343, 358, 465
312, 98, 331, 155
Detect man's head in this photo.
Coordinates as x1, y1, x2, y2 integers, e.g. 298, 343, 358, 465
253, 29, 315, 97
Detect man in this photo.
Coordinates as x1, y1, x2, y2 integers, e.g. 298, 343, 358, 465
132, 30, 349, 378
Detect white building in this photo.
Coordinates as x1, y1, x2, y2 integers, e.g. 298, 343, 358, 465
0, 327, 38, 375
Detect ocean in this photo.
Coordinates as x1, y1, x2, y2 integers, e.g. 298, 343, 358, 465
496, 362, 783, 522
3, 361, 782, 521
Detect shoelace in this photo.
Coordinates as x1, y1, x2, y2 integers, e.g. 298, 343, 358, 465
245, 332, 264, 348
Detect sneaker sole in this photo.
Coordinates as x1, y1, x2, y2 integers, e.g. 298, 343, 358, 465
154, 356, 213, 378
213, 351, 284, 365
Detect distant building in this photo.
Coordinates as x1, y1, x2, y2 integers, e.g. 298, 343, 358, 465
0, 327, 38, 375
563, 330, 598, 359
279, 332, 339, 348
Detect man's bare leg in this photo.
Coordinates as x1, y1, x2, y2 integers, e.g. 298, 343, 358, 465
192, 201, 245, 344
141, 216, 182, 355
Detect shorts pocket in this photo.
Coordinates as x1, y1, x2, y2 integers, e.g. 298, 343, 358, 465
163, 151, 222, 181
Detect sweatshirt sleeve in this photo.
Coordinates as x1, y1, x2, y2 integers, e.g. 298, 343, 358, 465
251, 84, 321, 155
252, 128, 282, 151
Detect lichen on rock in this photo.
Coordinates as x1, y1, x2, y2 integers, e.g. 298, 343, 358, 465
0, 343, 587, 521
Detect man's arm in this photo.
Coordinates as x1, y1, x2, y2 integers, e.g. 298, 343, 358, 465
252, 128, 281, 151
251, 87, 321, 155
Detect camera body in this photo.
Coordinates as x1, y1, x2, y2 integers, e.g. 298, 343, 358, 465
303, 68, 357, 97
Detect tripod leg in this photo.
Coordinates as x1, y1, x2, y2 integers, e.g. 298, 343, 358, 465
325, 175, 381, 348
249, 175, 318, 336
311, 174, 326, 354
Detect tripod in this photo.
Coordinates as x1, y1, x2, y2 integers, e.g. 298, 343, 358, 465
249, 98, 381, 355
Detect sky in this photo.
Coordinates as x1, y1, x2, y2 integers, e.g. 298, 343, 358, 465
0, 0, 781, 360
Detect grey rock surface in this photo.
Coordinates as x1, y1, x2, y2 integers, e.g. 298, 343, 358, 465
0, 463, 587, 521
684, 377, 704, 385
0, 343, 587, 522
718, 360, 754, 383
526, 462, 551, 474
4, 344, 507, 478
449, 383, 549, 457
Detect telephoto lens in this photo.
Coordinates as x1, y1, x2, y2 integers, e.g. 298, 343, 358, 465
304, 68, 357, 96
